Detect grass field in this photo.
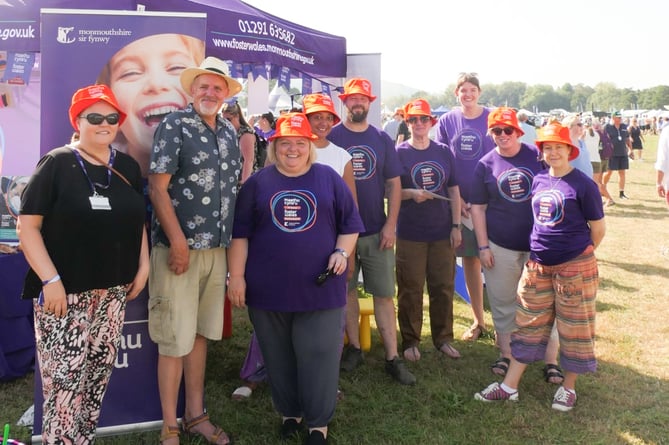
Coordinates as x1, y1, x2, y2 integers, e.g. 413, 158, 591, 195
2, 135, 668, 445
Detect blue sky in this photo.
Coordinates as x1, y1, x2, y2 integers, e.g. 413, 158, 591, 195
245, 0, 667, 92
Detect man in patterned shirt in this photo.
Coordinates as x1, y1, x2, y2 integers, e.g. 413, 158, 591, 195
147, 57, 241, 445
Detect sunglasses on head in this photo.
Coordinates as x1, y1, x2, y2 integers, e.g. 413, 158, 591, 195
490, 127, 515, 136
79, 113, 120, 125
407, 116, 431, 124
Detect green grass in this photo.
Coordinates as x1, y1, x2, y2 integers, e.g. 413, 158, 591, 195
2, 135, 668, 444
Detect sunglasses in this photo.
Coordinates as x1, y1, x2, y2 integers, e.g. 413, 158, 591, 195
407, 116, 431, 124
490, 127, 515, 136
79, 113, 120, 125
316, 267, 335, 286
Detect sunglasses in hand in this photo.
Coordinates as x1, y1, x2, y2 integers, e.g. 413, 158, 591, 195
316, 267, 335, 286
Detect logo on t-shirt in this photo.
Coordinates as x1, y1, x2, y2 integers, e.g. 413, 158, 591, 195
410, 161, 445, 192
347, 145, 377, 180
454, 128, 484, 161
497, 167, 534, 202
533, 190, 565, 226
270, 190, 317, 233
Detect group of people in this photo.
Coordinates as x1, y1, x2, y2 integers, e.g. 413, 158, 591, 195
17, 60, 613, 445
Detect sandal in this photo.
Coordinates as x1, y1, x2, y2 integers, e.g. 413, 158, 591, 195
462, 324, 485, 341
231, 381, 257, 400
490, 357, 510, 377
183, 412, 233, 445
403, 346, 421, 362
160, 425, 180, 445
543, 364, 564, 385
439, 342, 461, 359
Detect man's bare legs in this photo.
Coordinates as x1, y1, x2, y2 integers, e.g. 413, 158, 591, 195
462, 256, 486, 340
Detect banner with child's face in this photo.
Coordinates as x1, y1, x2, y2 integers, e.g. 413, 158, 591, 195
40, 10, 207, 176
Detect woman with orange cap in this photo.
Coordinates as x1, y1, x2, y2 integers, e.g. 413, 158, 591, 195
17, 84, 148, 443
227, 113, 363, 445
475, 122, 605, 413
395, 98, 462, 363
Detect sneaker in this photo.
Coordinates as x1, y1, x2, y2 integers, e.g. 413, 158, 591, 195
280, 418, 304, 440
304, 430, 328, 445
552, 386, 577, 412
340, 346, 364, 372
384, 356, 416, 385
474, 382, 519, 402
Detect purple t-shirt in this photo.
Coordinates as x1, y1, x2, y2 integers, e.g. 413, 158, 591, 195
232, 163, 364, 312
396, 140, 457, 242
328, 124, 403, 237
435, 108, 496, 202
470, 144, 544, 251
530, 169, 604, 265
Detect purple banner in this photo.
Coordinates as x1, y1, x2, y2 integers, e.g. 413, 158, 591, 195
0, 0, 137, 52
140, 0, 347, 78
40, 10, 206, 175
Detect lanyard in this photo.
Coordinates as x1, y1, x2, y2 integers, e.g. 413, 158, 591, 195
71, 147, 115, 195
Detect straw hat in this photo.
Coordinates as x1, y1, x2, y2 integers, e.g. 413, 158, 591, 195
180, 57, 242, 98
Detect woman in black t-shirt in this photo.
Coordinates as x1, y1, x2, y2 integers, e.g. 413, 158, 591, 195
17, 84, 148, 444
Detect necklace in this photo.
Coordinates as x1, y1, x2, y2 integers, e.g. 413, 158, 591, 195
616, 127, 622, 141
549, 175, 562, 190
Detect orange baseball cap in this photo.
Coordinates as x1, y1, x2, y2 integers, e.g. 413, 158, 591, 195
487, 106, 524, 136
302, 93, 340, 125
69, 84, 126, 131
535, 122, 580, 161
403, 98, 437, 126
269, 112, 318, 141
338, 77, 377, 102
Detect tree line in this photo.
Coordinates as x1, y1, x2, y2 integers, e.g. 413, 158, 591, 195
386, 82, 669, 114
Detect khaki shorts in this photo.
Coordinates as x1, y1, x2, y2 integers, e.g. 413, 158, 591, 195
148, 246, 227, 357
347, 233, 396, 297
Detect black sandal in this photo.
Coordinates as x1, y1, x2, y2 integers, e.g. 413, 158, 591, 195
543, 364, 564, 384
490, 357, 510, 377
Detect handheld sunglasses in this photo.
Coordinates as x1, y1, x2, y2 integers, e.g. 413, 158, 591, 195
490, 126, 515, 136
407, 116, 432, 124
79, 113, 120, 125
316, 267, 335, 286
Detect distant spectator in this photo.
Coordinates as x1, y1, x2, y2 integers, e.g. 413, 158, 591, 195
383, 107, 404, 142
628, 117, 645, 161
561, 114, 593, 178
603, 111, 633, 199
655, 123, 669, 208
517, 111, 538, 146
396, 118, 411, 145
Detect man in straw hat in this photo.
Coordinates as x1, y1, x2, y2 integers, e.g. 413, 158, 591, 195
329, 78, 416, 385
148, 56, 242, 445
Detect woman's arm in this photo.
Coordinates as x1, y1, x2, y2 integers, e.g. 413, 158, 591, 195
239, 132, 256, 183
329, 233, 359, 276
17, 215, 67, 317
471, 203, 493, 269
588, 218, 606, 249
126, 228, 150, 300
227, 238, 249, 308
447, 185, 462, 249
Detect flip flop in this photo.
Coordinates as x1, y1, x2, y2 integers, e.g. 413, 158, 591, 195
543, 364, 564, 385
462, 324, 484, 341
491, 357, 510, 377
403, 346, 421, 362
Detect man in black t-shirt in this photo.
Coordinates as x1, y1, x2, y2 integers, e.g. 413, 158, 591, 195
603, 111, 633, 199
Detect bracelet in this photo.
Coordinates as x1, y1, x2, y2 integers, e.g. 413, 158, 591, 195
334, 248, 349, 259
42, 274, 61, 286
478, 245, 490, 251
451, 223, 461, 229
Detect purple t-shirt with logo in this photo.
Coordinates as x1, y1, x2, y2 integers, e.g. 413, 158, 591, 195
530, 169, 604, 265
470, 144, 544, 251
435, 108, 496, 202
396, 140, 457, 242
232, 164, 364, 312
328, 124, 403, 237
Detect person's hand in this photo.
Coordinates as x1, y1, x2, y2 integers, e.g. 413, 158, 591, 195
379, 223, 396, 250
168, 240, 190, 275
479, 248, 494, 269
126, 266, 149, 301
657, 183, 666, 198
411, 189, 433, 203
461, 200, 471, 218
450, 227, 462, 249
328, 251, 348, 276
227, 275, 246, 308
42, 281, 67, 318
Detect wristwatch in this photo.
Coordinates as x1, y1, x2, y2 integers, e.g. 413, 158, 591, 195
334, 248, 348, 258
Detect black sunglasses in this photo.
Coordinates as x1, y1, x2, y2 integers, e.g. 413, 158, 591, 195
407, 116, 431, 124
316, 267, 335, 286
79, 113, 120, 125
490, 127, 515, 136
